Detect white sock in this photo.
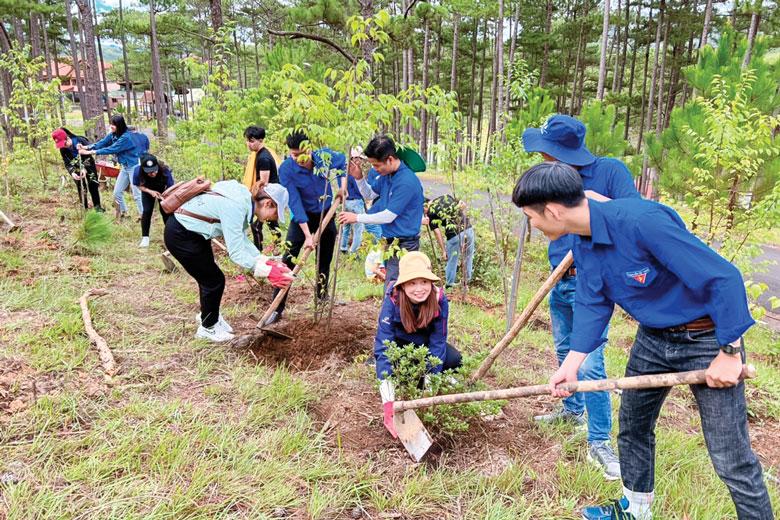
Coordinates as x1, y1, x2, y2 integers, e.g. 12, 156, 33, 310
623, 486, 653, 520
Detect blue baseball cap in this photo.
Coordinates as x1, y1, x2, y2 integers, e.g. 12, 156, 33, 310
522, 114, 596, 167
264, 183, 289, 224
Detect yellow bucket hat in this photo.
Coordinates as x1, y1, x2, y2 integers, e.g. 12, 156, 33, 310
395, 251, 440, 286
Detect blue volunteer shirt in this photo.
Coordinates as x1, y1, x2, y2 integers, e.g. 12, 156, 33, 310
346, 175, 362, 200
88, 132, 140, 167
130, 132, 150, 156
278, 148, 346, 224
571, 199, 755, 354
374, 286, 449, 380
548, 157, 640, 268
366, 161, 424, 238
131, 165, 175, 189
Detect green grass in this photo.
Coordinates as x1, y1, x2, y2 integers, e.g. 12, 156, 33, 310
1, 167, 778, 519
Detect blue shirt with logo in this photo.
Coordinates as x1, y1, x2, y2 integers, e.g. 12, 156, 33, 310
374, 285, 449, 380
571, 199, 755, 354
366, 161, 424, 238
278, 148, 346, 224
548, 157, 640, 268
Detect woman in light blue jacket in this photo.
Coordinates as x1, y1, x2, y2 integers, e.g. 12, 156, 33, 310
78, 114, 142, 219
164, 181, 294, 343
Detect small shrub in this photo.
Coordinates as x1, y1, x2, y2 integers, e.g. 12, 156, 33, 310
383, 341, 504, 437
72, 210, 112, 251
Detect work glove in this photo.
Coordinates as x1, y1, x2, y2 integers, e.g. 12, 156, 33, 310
379, 379, 398, 439
253, 255, 294, 288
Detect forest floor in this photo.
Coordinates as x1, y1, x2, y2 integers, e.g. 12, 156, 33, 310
1, 174, 779, 519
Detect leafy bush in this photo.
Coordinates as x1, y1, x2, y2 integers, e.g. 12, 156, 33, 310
383, 341, 504, 437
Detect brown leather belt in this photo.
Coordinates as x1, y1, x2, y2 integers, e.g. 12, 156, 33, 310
666, 316, 715, 332
565, 266, 577, 277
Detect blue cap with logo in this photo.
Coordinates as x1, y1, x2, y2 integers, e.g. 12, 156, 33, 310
522, 114, 596, 167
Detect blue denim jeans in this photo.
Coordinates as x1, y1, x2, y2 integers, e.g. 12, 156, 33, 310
619, 325, 772, 518
549, 275, 612, 443
339, 199, 365, 254
444, 227, 475, 286
113, 163, 143, 214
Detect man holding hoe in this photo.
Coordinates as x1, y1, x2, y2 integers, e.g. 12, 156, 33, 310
512, 161, 773, 520
522, 114, 641, 480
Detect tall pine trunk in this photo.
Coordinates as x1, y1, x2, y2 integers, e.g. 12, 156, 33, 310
92, 0, 112, 117
637, 7, 652, 153
420, 17, 430, 159
624, 6, 639, 140
149, 0, 168, 140
467, 18, 478, 164
505, 4, 519, 114
540, 0, 552, 88
569, 2, 585, 115
596, 0, 611, 100
64, 0, 87, 131
119, 0, 132, 121
495, 0, 505, 134
742, 2, 762, 69
655, 13, 669, 135
74, 0, 106, 139
476, 18, 488, 160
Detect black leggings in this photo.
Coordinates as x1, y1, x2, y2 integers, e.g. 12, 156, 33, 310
272, 210, 337, 313
251, 218, 281, 251
73, 168, 101, 209
141, 190, 170, 237
164, 216, 224, 328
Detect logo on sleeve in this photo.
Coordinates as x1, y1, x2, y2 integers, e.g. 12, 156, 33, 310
381, 316, 390, 325
625, 267, 649, 285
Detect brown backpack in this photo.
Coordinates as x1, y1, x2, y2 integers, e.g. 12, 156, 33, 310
160, 176, 212, 214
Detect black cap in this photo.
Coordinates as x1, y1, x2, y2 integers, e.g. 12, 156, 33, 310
140, 153, 159, 173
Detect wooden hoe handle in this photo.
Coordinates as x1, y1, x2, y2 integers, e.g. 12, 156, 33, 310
471, 250, 574, 382
396, 364, 756, 413
256, 195, 343, 328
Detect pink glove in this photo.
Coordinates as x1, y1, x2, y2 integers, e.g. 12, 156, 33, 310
266, 260, 293, 288
383, 402, 397, 439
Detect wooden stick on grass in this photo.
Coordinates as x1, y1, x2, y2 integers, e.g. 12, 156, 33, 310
0, 209, 19, 232
471, 250, 574, 382
78, 289, 117, 377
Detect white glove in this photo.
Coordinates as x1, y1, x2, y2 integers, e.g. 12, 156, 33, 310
253, 254, 272, 278
379, 379, 395, 404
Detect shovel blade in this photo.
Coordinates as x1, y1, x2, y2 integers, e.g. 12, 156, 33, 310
394, 410, 433, 462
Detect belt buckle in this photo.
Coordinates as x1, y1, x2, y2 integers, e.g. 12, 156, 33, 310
667, 324, 687, 332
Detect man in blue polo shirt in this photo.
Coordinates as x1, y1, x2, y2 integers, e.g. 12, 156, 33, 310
522, 114, 640, 480
337, 135, 424, 293
262, 130, 347, 326
512, 162, 772, 520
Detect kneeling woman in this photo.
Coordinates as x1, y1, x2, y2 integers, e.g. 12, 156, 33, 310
164, 180, 293, 342
134, 153, 174, 248
374, 251, 463, 405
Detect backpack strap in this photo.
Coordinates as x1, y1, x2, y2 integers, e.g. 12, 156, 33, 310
174, 192, 224, 224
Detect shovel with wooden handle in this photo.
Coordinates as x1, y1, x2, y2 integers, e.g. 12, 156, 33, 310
386, 364, 757, 462
255, 194, 343, 330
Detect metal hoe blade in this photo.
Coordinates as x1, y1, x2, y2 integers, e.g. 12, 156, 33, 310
394, 410, 433, 462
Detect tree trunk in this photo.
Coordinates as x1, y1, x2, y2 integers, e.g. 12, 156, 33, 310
467, 18, 478, 164
742, 2, 762, 69
233, 25, 242, 89
165, 65, 174, 117
12, 17, 24, 48
487, 21, 498, 141
210, 0, 223, 34
624, 10, 638, 141
641, 0, 664, 192
615, 0, 630, 94
74, 0, 106, 139
596, 0, 611, 100
655, 13, 669, 135
92, 0, 112, 117
611, 0, 622, 93
48, 28, 67, 125
700, 0, 713, 49
30, 9, 43, 76
420, 17, 430, 159
450, 12, 460, 93
149, 0, 168, 140
64, 0, 88, 128
252, 17, 260, 84
119, 0, 132, 121
0, 26, 17, 148
575, 0, 589, 113
359, 0, 376, 73
540, 0, 553, 88
433, 25, 442, 155
477, 18, 488, 159
569, 3, 585, 115
505, 4, 520, 114
637, 7, 652, 153
664, 42, 683, 128
496, 0, 505, 133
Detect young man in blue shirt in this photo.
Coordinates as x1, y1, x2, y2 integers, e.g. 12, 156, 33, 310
512, 162, 772, 520
263, 130, 347, 326
337, 135, 425, 294
522, 114, 639, 480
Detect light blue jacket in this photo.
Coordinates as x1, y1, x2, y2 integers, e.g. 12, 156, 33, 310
174, 180, 260, 271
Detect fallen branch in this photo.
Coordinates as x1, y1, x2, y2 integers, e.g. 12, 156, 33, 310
78, 289, 116, 377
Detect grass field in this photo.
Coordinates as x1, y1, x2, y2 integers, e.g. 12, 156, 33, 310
1, 168, 779, 519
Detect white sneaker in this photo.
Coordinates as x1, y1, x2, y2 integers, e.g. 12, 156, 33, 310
195, 312, 233, 333
139, 237, 150, 248
194, 324, 234, 343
